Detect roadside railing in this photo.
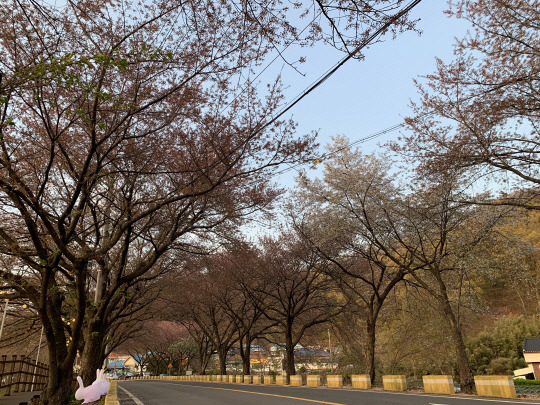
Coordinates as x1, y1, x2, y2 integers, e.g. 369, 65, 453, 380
0, 355, 48, 396
126, 372, 528, 400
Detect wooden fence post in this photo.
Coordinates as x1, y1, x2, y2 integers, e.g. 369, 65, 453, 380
25, 357, 33, 392
35, 362, 42, 390
36, 362, 42, 391
43, 361, 50, 390
15, 355, 26, 392
0, 355, 6, 391
19, 357, 26, 392
22, 357, 31, 392
5, 355, 18, 395
38, 362, 47, 390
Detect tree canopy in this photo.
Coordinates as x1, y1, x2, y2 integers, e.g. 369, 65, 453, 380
399, 0, 540, 208
0, 0, 422, 402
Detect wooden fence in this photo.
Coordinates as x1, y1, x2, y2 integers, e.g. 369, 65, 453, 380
0, 355, 48, 396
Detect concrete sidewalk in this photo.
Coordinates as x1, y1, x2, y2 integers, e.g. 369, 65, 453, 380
0, 391, 40, 405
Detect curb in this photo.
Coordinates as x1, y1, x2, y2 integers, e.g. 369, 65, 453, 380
104, 380, 119, 405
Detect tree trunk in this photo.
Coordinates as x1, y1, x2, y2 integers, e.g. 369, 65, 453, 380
39, 284, 78, 405
199, 352, 210, 375
41, 368, 74, 405
242, 346, 251, 376
447, 311, 474, 393
438, 290, 474, 394
365, 318, 376, 384
196, 335, 212, 375
284, 323, 295, 383
80, 321, 106, 386
218, 347, 228, 375
412, 268, 475, 394
239, 335, 251, 375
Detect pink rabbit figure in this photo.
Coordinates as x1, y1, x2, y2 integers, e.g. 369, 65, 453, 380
75, 376, 102, 404
92, 368, 110, 396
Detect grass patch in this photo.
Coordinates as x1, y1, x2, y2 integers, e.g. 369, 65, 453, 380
70, 398, 105, 405
69, 391, 106, 405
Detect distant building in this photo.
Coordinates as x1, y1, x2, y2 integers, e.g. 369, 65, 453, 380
514, 338, 540, 379
267, 345, 332, 373
105, 352, 145, 375
224, 346, 269, 372
524, 338, 540, 379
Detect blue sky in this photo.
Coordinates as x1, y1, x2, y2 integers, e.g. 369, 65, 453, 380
261, 0, 471, 187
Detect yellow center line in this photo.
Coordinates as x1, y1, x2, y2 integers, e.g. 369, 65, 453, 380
170, 382, 346, 405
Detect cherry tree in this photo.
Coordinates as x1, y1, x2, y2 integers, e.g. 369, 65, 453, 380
0, 0, 420, 402
400, 0, 540, 208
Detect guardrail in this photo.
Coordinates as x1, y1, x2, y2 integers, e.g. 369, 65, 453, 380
117, 373, 527, 400
0, 355, 48, 396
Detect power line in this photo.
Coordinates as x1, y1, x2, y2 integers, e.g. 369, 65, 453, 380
286, 72, 502, 177
252, 0, 424, 138
272, 120, 408, 178
273, 106, 442, 179
218, 6, 324, 116
260, 0, 424, 178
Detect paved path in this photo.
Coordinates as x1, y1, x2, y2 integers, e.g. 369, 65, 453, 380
116, 380, 540, 405
0, 391, 40, 405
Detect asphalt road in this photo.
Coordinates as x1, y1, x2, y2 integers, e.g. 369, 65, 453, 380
116, 380, 540, 405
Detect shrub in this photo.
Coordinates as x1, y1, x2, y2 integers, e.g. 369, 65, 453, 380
514, 379, 540, 386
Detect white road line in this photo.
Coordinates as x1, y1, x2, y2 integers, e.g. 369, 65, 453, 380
351, 389, 537, 404
119, 384, 145, 405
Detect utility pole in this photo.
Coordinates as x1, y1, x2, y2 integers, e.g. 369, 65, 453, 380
0, 297, 8, 342
31, 326, 44, 391
94, 219, 111, 304
96, 220, 111, 369
328, 329, 332, 371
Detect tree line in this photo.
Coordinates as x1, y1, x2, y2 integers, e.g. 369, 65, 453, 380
0, 0, 537, 403
121, 176, 539, 391
123, 0, 540, 394
0, 0, 420, 403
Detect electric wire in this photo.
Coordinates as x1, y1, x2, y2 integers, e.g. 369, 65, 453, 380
251, 0, 424, 139
279, 73, 501, 179
272, 119, 410, 178
255, 0, 424, 180
29, 0, 425, 186
218, 5, 325, 116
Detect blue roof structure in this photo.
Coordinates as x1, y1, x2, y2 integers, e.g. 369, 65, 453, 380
270, 344, 303, 350
295, 348, 329, 356
106, 360, 125, 369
